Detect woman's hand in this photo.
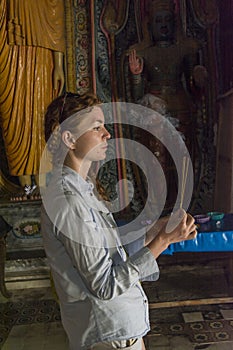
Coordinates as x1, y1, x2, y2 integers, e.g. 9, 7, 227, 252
148, 209, 197, 258
128, 49, 144, 75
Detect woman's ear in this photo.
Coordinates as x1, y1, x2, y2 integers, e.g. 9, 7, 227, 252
61, 131, 76, 149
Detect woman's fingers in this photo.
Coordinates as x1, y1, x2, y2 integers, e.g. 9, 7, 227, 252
184, 213, 198, 239
166, 209, 198, 242
185, 214, 196, 234
165, 208, 186, 233
188, 229, 198, 240
186, 213, 195, 227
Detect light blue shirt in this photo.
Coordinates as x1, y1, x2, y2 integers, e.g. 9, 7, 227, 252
41, 166, 159, 350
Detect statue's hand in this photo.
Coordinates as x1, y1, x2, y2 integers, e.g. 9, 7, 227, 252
53, 66, 65, 96
128, 49, 143, 75
53, 51, 65, 96
193, 65, 208, 88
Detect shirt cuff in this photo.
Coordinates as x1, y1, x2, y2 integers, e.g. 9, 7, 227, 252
129, 246, 160, 280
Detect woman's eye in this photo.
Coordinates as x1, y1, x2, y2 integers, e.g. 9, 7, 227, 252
93, 126, 103, 131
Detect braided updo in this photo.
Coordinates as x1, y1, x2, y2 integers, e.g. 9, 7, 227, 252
44, 92, 100, 158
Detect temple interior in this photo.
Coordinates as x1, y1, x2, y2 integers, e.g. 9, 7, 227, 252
0, 0, 233, 349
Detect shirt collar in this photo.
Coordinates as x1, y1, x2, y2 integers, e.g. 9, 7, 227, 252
61, 166, 111, 213
60, 166, 94, 194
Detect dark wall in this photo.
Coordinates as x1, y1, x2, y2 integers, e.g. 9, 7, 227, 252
218, 1, 233, 94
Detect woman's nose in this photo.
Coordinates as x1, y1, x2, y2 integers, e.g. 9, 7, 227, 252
103, 127, 111, 139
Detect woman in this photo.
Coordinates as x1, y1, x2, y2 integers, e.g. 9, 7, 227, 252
41, 92, 197, 350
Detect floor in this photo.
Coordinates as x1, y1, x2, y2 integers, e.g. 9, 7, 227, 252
1, 257, 233, 350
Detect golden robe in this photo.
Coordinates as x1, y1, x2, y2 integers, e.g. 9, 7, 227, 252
0, 0, 65, 176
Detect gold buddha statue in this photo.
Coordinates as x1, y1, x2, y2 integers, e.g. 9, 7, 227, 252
0, 0, 65, 194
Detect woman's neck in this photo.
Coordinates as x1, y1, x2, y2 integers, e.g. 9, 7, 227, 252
64, 157, 91, 180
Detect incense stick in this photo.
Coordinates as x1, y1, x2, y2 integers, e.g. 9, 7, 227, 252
180, 156, 189, 209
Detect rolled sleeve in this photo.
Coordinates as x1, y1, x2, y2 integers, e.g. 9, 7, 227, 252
129, 246, 160, 281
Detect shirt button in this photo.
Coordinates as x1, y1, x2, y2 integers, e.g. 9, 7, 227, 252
144, 299, 147, 303
90, 193, 93, 196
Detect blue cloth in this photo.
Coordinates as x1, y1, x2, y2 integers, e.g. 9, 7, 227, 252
41, 166, 159, 350
162, 213, 233, 255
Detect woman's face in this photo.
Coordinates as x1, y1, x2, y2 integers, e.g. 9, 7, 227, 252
72, 106, 111, 162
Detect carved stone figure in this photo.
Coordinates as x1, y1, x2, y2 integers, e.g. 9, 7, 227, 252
125, 0, 208, 211
128, 0, 207, 148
